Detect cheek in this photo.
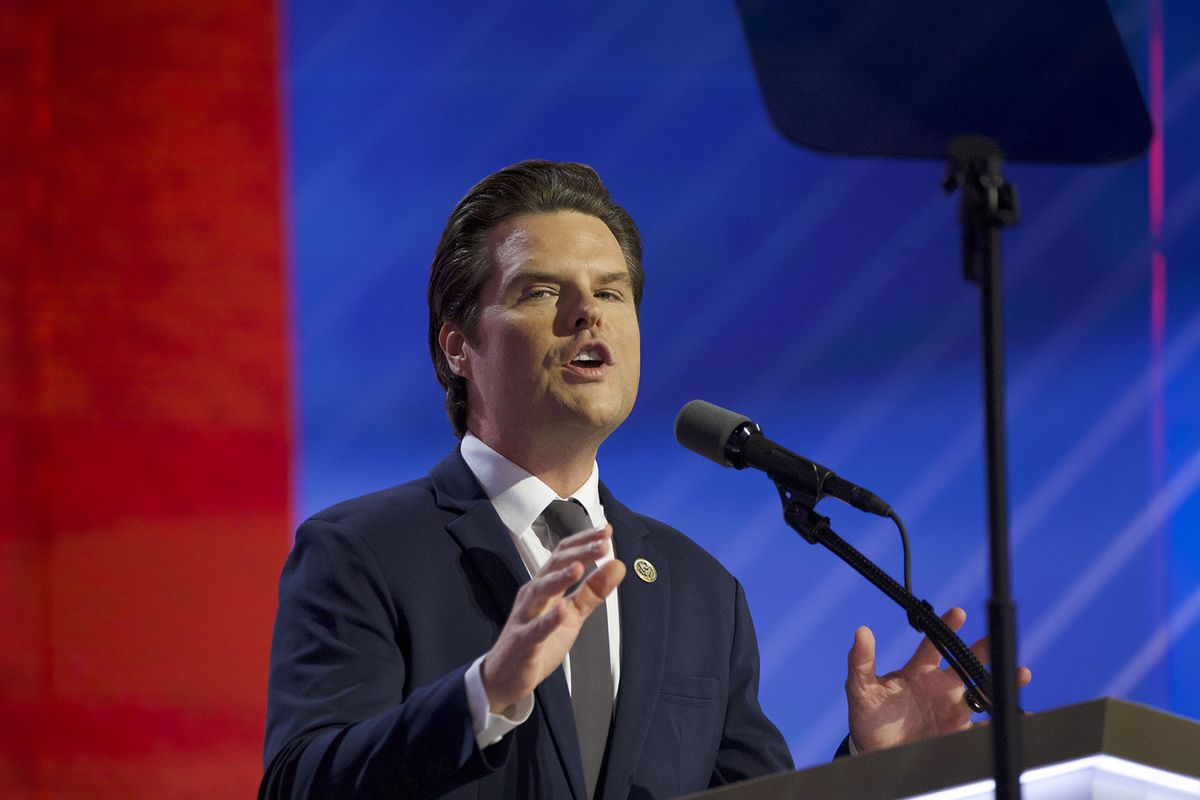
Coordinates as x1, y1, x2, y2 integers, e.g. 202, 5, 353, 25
624, 322, 641, 372
620, 331, 641, 390
495, 331, 551, 381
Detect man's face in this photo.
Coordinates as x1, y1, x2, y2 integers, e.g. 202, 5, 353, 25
444, 210, 641, 450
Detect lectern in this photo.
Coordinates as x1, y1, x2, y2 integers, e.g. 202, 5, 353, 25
683, 699, 1200, 800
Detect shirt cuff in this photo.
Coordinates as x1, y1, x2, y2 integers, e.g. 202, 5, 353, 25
465, 654, 535, 750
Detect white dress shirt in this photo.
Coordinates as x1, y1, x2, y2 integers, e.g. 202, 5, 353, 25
459, 432, 622, 750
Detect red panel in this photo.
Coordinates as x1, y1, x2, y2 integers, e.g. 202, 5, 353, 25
0, 1, 291, 797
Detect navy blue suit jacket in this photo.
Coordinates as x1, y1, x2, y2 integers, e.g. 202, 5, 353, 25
261, 449, 793, 799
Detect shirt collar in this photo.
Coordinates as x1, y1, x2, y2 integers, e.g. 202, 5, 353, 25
460, 432, 604, 535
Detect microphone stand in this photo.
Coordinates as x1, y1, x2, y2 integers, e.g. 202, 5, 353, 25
775, 481, 994, 716
944, 135, 1022, 800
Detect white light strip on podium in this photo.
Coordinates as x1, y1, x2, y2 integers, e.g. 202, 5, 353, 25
903, 755, 1200, 800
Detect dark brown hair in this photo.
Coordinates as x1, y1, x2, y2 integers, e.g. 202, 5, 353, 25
427, 160, 644, 437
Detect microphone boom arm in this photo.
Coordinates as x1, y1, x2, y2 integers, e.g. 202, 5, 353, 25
775, 480, 994, 716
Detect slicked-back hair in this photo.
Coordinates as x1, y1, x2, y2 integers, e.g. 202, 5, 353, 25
427, 160, 644, 438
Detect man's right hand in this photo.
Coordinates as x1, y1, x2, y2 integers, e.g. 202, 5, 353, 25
480, 524, 626, 713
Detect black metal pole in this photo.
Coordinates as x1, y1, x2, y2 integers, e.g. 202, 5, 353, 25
946, 135, 1022, 800
981, 220, 1022, 800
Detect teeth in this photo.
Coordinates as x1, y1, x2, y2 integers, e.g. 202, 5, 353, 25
575, 350, 602, 363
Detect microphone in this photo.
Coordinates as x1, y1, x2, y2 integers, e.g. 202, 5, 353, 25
674, 399, 893, 517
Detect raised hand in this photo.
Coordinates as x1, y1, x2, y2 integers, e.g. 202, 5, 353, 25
845, 607, 1032, 753
480, 525, 626, 713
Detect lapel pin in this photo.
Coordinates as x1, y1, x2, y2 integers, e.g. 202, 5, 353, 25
633, 557, 657, 583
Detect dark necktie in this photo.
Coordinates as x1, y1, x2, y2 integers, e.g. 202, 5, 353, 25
540, 498, 612, 800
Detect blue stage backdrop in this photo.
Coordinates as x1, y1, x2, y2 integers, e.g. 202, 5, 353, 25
285, 0, 1200, 766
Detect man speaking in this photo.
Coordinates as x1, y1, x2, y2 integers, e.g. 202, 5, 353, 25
261, 161, 1012, 799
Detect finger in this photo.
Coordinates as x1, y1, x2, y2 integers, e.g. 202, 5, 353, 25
523, 596, 569, 643
568, 559, 626, 612
545, 541, 610, 574
907, 607, 966, 671
523, 562, 625, 647
961, 633, 1033, 687
544, 528, 612, 571
846, 626, 878, 691
1017, 666, 1032, 687
555, 524, 611, 549
966, 634, 990, 667
516, 563, 584, 620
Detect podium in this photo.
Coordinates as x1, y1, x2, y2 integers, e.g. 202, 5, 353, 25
683, 699, 1200, 799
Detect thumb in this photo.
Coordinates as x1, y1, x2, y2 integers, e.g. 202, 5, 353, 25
847, 626, 878, 690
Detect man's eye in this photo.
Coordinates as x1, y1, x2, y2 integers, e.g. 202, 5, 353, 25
595, 290, 624, 301
524, 288, 555, 300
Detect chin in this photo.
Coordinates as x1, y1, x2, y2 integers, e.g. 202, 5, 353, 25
574, 402, 634, 436
548, 385, 636, 435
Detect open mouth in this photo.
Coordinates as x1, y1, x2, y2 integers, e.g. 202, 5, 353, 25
566, 342, 611, 370
570, 349, 606, 369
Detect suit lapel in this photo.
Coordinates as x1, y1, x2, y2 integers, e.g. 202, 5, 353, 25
598, 487, 669, 800
433, 449, 529, 620
432, 449, 589, 800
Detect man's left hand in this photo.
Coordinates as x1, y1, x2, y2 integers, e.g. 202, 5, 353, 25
845, 607, 1032, 753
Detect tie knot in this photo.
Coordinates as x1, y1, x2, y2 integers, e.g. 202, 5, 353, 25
541, 498, 593, 541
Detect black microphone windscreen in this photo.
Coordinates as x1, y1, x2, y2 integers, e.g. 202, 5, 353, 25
674, 400, 752, 468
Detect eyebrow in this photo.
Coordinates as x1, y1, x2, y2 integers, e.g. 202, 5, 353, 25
595, 271, 633, 287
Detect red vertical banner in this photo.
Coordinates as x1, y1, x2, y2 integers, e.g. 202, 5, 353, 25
0, 1, 291, 797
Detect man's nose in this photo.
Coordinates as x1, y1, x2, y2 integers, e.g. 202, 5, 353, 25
568, 293, 602, 329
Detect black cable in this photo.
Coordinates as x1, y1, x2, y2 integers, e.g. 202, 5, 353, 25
888, 510, 913, 594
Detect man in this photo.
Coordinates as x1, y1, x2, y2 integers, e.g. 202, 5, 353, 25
262, 161, 1021, 799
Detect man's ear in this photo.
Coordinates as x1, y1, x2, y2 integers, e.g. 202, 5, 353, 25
439, 322, 471, 380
